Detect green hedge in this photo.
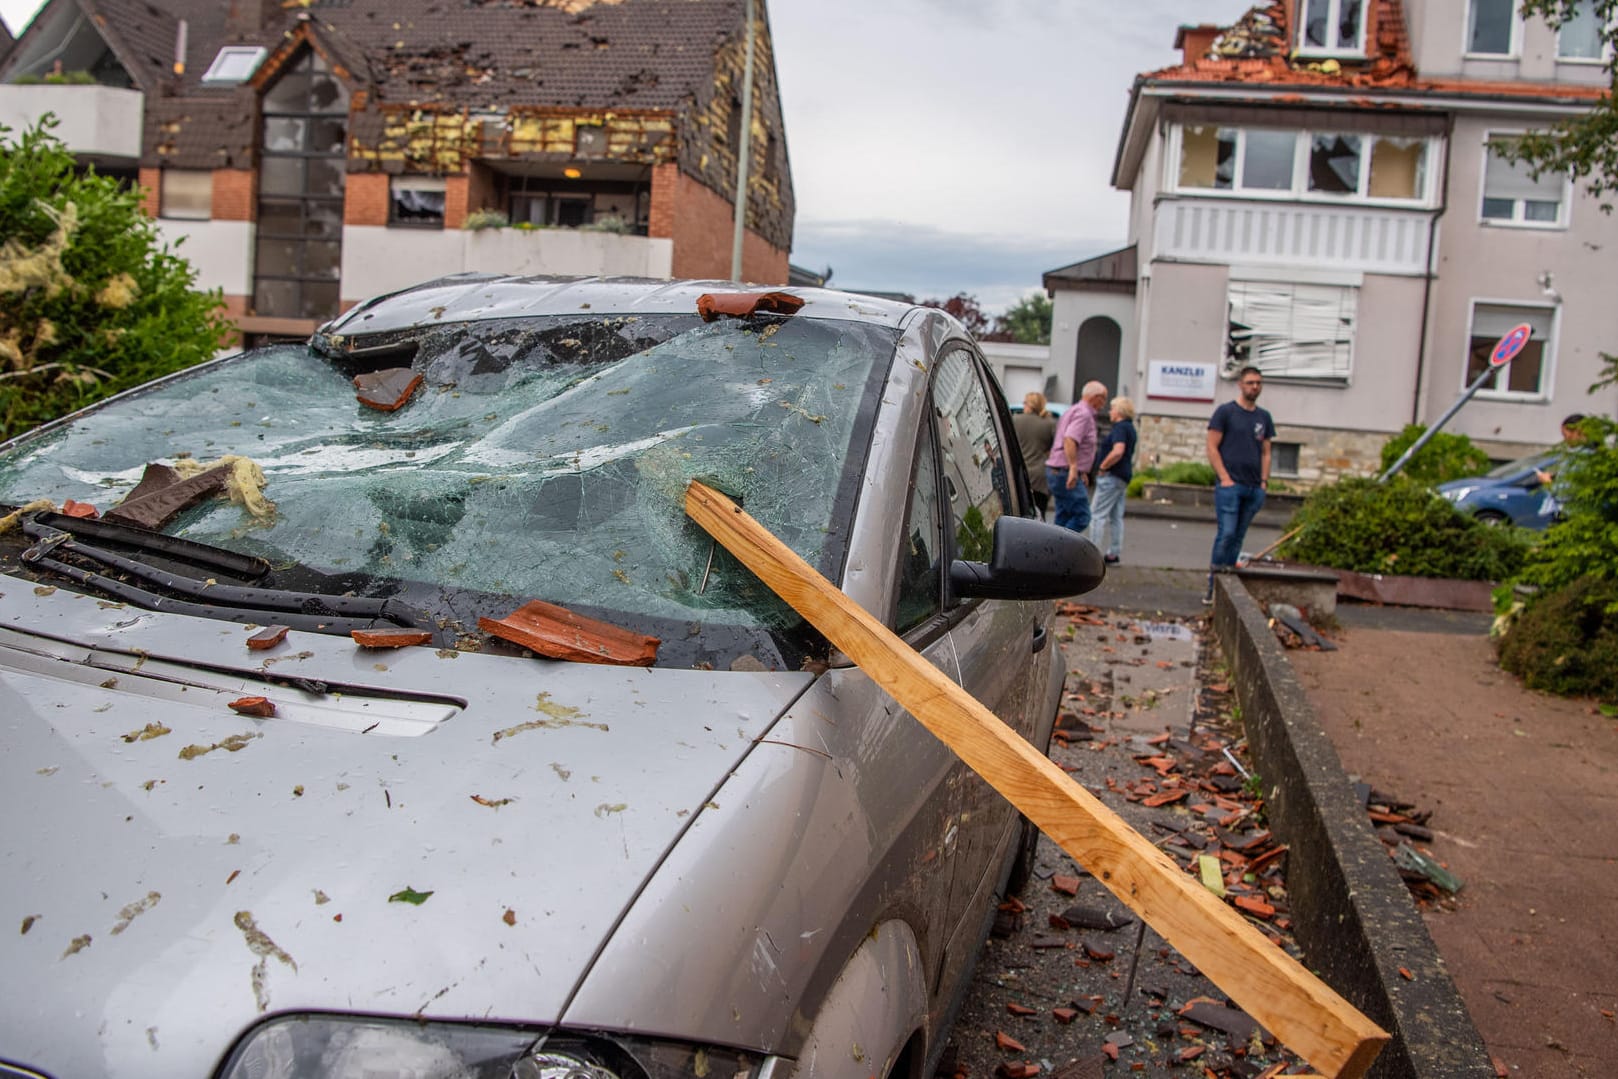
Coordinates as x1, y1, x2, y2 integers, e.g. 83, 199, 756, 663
1497, 576, 1618, 703
1283, 476, 1530, 580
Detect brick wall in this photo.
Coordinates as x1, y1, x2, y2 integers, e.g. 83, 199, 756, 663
137, 168, 160, 218
667, 168, 786, 283
445, 175, 470, 229
212, 170, 255, 221
648, 162, 678, 240
345, 172, 389, 226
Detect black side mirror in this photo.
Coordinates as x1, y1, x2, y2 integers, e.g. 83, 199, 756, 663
950, 515, 1106, 601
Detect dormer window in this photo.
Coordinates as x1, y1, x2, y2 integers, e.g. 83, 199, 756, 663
1299, 0, 1366, 54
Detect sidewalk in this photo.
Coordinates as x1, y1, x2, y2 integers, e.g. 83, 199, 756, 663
1289, 631, 1618, 1077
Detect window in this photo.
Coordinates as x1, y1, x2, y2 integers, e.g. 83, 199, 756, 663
1481, 136, 1567, 226
390, 176, 446, 227
1468, 0, 1518, 55
1271, 442, 1301, 478
1467, 303, 1554, 396
201, 45, 267, 85
894, 424, 944, 634
1300, 0, 1365, 52
932, 349, 1015, 570
159, 170, 212, 220
1557, 0, 1607, 59
574, 124, 606, 155
1227, 282, 1357, 381
1176, 125, 1429, 203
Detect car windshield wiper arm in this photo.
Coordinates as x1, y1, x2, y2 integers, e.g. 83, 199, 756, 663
19, 519, 424, 628
8, 508, 274, 579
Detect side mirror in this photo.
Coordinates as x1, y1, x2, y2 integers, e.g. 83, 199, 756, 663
950, 514, 1106, 601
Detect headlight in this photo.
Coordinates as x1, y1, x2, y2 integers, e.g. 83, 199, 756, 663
1440, 486, 1476, 503
218, 1015, 773, 1079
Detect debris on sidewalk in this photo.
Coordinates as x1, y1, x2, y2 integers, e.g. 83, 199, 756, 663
1353, 782, 1464, 903
1267, 603, 1337, 651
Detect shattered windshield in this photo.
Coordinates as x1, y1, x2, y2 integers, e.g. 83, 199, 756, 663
0, 313, 896, 669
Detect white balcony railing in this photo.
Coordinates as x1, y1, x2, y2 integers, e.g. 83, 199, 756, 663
0, 84, 144, 159
1154, 197, 1434, 277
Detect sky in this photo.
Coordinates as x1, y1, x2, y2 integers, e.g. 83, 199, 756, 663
0, 0, 1253, 312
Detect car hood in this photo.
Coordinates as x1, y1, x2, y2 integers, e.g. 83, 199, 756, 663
0, 580, 812, 1079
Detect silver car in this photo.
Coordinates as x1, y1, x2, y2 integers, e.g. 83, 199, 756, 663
0, 276, 1101, 1079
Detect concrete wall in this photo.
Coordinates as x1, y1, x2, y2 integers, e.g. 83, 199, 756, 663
340, 226, 675, 302
1425, 114, 1618, 450
0, 85, 142, 159
152, 219, 254, 300
980, 341, 1053, 405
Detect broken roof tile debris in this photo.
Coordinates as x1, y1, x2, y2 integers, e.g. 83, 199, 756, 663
479, 597, 659, 666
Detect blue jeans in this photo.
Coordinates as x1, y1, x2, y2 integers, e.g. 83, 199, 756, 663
1047, 466, 1091, 533
1210, 483, 1267, 569
1086, 475, 1127, 558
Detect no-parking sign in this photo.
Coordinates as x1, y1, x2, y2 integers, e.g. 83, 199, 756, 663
1491, 323, 1533, 368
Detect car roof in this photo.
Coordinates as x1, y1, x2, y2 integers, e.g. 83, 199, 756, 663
319, 274, 921, 345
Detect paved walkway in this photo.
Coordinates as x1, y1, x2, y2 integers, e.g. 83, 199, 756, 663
1290, 630, 1618, 1077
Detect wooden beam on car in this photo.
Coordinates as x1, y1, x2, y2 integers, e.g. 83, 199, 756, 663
684, 480, 1388, 1079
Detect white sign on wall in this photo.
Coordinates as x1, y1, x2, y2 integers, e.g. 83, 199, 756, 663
1146, 360, 1217, 402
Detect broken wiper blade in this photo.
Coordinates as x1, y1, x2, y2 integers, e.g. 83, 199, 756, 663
20, 508, 271, 580
20, 552, 425, 638
20, 519, 423, 627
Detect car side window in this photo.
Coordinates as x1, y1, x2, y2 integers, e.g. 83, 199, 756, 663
895, 421, 944, 634
932, 348, 1015, 567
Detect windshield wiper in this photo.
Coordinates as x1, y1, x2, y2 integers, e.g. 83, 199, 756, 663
12, 508, 272, 579
18, 518, 428, 637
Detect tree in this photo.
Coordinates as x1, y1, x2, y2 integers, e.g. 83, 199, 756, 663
1508, 1, 1618, 213
0, 117, 230, 440
995, 292, 1052, 346
919, 292, 993, 337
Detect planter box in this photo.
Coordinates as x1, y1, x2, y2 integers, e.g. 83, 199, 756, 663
1140, 481, 1305, 516
1266, 562, 1496, 612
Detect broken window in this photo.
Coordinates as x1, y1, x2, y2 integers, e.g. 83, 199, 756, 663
1468, 0, 1517, 54
1178, 125, 1235, 190
1226, 282, 1356, 381
575, 125, 607, 155
1482, 136, 1566, 225
1301, 0, 1364, 51
932, 349, 1014, 568
160, 170, 213, 220
1367, 137, 1427, 200
0, 314, 897, 669
1308, 133, 1362, 195
390, 177, 447, 227
1467, 303, 1553, 395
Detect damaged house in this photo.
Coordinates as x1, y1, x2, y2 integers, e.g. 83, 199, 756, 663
1041, 0, 1617, 482
0, 0, 795, 343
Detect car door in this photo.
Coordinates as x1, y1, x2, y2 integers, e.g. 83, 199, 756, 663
926, 346, 1042, 988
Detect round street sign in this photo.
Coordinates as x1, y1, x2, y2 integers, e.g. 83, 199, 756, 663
1491, 323, 1533, 368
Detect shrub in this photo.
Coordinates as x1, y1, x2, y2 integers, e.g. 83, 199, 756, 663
463, 208, 508, 230
1282, 476, 1530, 580
1378, 424, 1493, 485
1509, 415, 1618, 597
1496, 576, 1618, 703
1158, 461, 1217, 486
1, 117, 229, 440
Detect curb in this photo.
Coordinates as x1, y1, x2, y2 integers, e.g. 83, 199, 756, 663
1210, 576, 1495, 1079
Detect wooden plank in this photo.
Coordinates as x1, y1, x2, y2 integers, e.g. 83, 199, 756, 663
684, 481, 1388, 1079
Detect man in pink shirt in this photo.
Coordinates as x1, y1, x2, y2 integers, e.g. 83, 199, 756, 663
1045, 381, 1106, 532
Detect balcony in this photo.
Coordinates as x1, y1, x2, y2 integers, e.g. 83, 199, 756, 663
340, 225, 675, 303
1154, 197, 1434, 277
0, 84, 144, 160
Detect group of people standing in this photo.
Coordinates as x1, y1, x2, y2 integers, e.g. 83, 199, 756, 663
1011, 381, 1136, 566
1010, 364, 1276, 605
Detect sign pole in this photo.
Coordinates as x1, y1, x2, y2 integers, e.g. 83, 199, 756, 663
1379, 323, 1532, 483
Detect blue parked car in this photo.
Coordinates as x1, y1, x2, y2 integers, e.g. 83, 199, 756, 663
1437, 451, 1560, 528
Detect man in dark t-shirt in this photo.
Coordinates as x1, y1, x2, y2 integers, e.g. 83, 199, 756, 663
1203, 365, 1275, 604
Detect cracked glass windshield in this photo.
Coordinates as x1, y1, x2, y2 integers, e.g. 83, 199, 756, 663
0, 312, 897, 668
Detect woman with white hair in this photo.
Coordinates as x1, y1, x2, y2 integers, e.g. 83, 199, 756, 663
1011, 391, 1056, 519
1087, 396, 1136, 564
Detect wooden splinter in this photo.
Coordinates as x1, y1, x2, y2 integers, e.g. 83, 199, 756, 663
683, 480, 1387, 1079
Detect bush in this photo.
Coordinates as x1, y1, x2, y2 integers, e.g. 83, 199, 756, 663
1509, 415, 1618, 597
1158, 461, 1217, 486
1, 117, 229, 440
1497, 576, 1618, 703
463, 208, 509, 230
1378, 424, 1493, 485
1282, 476, 1530, 580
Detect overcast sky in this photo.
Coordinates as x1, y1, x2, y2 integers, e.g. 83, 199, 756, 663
1, 0, 1251, 311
